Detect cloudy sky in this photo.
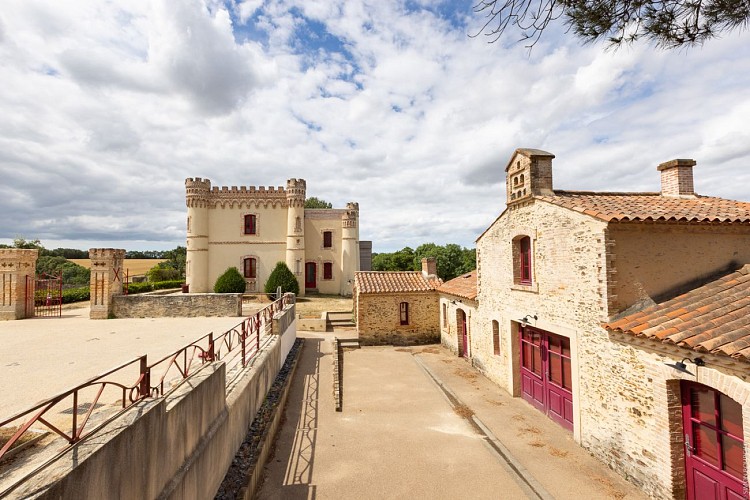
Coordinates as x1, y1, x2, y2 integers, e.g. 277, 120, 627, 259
1, 1, 749, 253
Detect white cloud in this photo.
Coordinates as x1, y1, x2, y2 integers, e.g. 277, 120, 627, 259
1, 0, 749, 252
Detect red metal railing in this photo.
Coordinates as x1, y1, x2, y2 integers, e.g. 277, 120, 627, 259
0, 293, 295, 466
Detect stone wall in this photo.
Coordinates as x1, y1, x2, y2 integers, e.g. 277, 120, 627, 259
439, 296, 479, 358
112, 293, 242, 318
356, 291, 439, 345
0, 249, 37, 320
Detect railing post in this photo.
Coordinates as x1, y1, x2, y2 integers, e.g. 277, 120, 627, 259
139, 355, 150, 399
208, 332, 214, 362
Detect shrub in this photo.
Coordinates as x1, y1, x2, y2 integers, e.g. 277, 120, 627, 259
264, 262, 299, 298
62, 287, 90, 304
126, 280, 182, 294
146, 266, 180, 282
214, 267, 247, 293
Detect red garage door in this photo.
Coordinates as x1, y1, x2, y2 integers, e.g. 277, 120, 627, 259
682, 381, 746, 500
519, 326, 573, 431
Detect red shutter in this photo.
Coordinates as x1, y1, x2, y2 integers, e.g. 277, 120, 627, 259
323, 231, 332, 248
244, 215, 256, 235
324, 262, 333, 279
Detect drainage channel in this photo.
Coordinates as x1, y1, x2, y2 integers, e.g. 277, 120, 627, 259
412, 355, 555, 500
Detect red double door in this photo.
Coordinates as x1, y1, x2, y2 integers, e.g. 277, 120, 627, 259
682, 381, 746, 500
519, 326, 573, 431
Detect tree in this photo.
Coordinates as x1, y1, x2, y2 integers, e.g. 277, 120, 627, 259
264, 262, 300, 297
473, 0, 750, 49
213, 267, 247, 293
304, 197, 333, 209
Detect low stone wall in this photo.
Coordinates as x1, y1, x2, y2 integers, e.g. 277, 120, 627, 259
297, 312, 327, 331
112, 293, 242, 318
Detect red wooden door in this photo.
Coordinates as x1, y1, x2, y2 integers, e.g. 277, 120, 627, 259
519, 326, 573, 431
305, 262, 316, 289
682, 381, 746, 500
458, 309, 468, 357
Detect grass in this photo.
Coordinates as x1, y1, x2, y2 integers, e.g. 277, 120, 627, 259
295, 294, 353, 317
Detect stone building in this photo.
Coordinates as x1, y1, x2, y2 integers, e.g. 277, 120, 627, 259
353, 258, 441, 344
438, 270, 478, 358
185, 178, 360, 297
469, 148, 750, 499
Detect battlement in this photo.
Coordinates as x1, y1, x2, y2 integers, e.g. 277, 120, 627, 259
210, 185, 286, 195
346, 202, 359, 211
185, 178, 212, 190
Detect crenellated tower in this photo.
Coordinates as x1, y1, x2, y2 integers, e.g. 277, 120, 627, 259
340, 202, 360, 296
286, 178, 307, 296
185, 177, 211, 293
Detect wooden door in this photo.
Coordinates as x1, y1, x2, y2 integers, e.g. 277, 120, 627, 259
457, 309, 468, 357
682, 381, 746, 500
519, 326, 574, 431
305, 262, 316, 289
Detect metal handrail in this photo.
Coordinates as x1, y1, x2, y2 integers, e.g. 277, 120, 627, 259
0, 292, 296, 465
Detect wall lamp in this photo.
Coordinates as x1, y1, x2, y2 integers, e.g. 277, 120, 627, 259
518, 314, 538, 325
450, 299, 463, 305
665, 357, 705, 375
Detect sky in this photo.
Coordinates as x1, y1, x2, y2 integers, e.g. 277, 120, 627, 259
1, 1, 749, 253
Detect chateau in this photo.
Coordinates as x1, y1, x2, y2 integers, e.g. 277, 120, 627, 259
185, 178, 360, 296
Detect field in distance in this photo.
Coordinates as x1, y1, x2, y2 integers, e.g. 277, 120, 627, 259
68, 259, 166, 276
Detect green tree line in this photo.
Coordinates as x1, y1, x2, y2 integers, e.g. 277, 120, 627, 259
372, 243, 476, 281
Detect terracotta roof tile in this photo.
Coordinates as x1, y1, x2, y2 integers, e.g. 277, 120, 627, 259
354, 271, 441, 294
536, 191, 750, 224
603, 264, 750, 363
437, 271, 477, 301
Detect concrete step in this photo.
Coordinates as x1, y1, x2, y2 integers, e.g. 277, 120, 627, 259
338, 339, 360, 349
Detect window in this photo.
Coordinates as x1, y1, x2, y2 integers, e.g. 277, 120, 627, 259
323, 262, 333, 280
492, 320, 500, 355
442, 303, 447, 327
186, 216, 191, 232
399, 302, 409, 325
243, 257, 257, 279
244, 214, 257, 235
323, 230, 333, 248
512, 235, 533, 285
519, 236, 531, 284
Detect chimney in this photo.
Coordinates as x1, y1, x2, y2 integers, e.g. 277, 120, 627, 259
421, 257, 437, 278
658, 159, 696, 197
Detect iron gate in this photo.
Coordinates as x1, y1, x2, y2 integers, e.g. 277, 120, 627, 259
28, 272, 63, 317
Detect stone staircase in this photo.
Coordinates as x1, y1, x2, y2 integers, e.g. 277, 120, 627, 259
327, 311, 355, 330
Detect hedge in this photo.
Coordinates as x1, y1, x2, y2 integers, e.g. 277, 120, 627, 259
62, 287, 90, 304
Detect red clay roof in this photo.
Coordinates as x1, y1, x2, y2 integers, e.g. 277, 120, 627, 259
603, 265, 750, 362
354, 271, 441, 294
536, 191, 750, 223
438, 271, 477, 301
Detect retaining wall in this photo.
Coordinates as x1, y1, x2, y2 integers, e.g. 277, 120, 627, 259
14, 305, 296, 499
112, 293, 242, 318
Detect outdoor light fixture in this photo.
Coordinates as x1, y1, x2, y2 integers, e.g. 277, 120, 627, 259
450, 299, 463, 305
665, 357, 705, 375
519, 314, 538, 325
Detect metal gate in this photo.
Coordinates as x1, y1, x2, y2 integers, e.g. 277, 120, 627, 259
28, 272, 63, 317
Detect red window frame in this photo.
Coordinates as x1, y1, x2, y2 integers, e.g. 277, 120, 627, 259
492, 320, 500, 355
323, 262, 333, 280
244, 214, 257, 235
399, 302, 409, 325
323, 230, 333, 248
243, 257, 256, 279
519, 236, 532, 284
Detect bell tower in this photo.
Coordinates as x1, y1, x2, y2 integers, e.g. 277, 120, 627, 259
505, 148, 555, 205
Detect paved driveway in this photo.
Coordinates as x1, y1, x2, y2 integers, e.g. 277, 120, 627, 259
257, 332, 647, 500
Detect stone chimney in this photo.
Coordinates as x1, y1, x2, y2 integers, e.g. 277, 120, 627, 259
421, 257, 437, 278
658, 159, 696, 197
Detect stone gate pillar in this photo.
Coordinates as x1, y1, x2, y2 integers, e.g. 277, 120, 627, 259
89, 248, 125, 320
0, 249, 38, 320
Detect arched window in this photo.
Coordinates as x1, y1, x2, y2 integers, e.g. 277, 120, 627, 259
513, 235, 533, 285
243, 257, 257, 279
244, 214, 257, 235
399, 302, 409, 325
492, 320, 500, 355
